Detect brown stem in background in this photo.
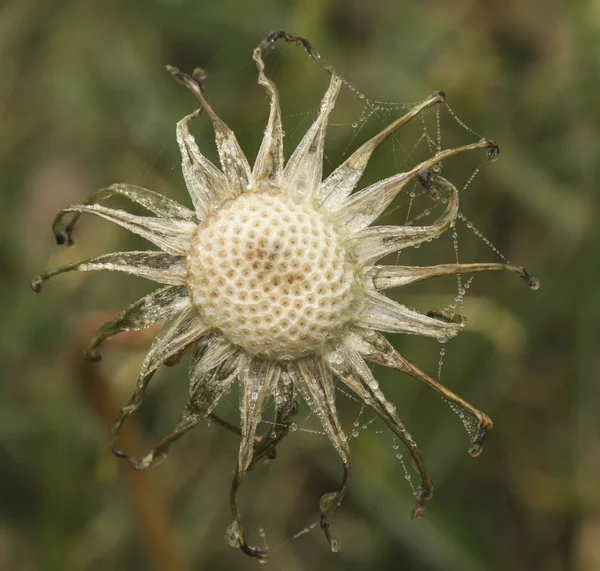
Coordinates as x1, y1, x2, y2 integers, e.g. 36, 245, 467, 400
69, 313, 188, 571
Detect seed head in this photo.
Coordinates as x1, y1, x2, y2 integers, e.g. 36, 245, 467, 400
187, 191, 359, 359
32, 31, 539, 561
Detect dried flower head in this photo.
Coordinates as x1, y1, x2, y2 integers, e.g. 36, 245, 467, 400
32, 31, 539, 561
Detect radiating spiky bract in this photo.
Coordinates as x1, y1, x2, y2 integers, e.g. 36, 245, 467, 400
33, 31, 539, 561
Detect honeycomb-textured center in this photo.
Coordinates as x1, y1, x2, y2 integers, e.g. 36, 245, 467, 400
186, 191, 356, 359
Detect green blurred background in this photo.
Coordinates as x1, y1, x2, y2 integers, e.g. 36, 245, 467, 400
2, 0, 599, 570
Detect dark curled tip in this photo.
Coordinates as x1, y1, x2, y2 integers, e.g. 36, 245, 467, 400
31, 276, 43, 293
484, 139, 500, 162
320, 512, 337, 550
300, 37, 313, 52
191, 67, 207, 88
85, 349, 102, 363
418, 170, 433, 190
468, 425, 488, 457
266, 31, 280, 43
239, 543, 268, 563
112, 446, 127, 459
418, 171, 441, 200
320, 513, 341, 553
519, 267, 541, 290
411, 486, 432, 519
434, 90, 446, 101
54, 230, 73, 246
406, 478, 433, 519
417, 171, 440, 200
421, 485, 433, 502
469, 442, 483, 457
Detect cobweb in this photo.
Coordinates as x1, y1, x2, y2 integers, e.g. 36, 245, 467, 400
192, 63, 513, 556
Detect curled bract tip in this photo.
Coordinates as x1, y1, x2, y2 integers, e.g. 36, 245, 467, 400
30, 276, 43, 293
85, 349, 102, 363
485, 139, 500, 161
192, 67, 207, 84
468, 425, 489, 457
54, 229, 74, 246
418, 170, 440, 200
519, 267, 541, 290
468, 442, 484, 457
240, 543, 268, 562
410, 483, 433, 519
112, 446, 127, 460
225, 522, 268, 562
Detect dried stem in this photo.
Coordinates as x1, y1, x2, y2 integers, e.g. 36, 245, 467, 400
69, 313, 188, 571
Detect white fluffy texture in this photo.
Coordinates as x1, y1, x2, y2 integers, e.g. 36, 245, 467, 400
186, 191, 358, 359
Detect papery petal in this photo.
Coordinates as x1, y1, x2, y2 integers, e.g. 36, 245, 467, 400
55, 204, 196, 255
282, 74, 342, 202
355, 290, 462, 340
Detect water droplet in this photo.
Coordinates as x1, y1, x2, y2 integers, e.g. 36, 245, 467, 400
289, 422, 298, 432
